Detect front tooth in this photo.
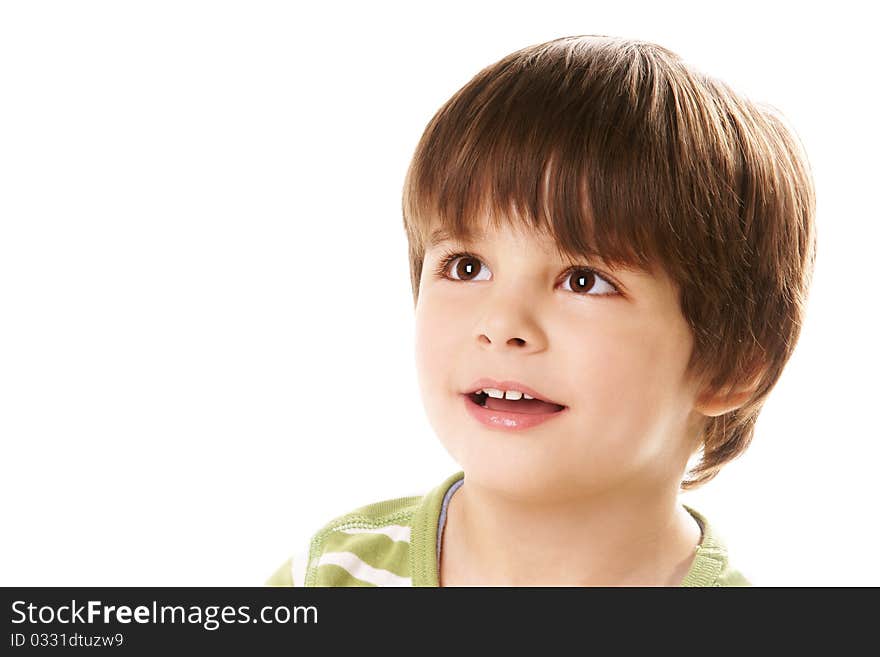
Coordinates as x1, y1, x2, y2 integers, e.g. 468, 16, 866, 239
504, 390, 523, 400
523, 393, 534, 399
484, 388, 505, 399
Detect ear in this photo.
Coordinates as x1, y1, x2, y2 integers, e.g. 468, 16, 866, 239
692, 366, 766, 418
694, 386, 756, 418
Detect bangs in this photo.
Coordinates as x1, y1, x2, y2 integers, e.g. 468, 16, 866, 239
401, 37, 731, 278
404, 119, 663, 275
415, 150, 659, 274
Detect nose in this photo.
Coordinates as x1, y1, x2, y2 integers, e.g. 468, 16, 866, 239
479, 334, 527, 348
476, 294, 547, 353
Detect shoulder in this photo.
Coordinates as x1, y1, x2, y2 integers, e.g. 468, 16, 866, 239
264, 556, 295, 586
305, 493, 424, 586
716, 565, 751, 587
264, 472, 464, 587
681, 504, 752, 587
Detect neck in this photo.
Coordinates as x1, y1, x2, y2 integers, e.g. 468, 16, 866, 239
439, 477, 702, 586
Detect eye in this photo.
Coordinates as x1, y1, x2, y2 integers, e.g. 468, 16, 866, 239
433, 250, 620, 297
561, 268, 619, 296
435, 251, 490, 282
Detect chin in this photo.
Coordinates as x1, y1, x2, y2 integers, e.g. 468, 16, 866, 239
458, 455, 566, 497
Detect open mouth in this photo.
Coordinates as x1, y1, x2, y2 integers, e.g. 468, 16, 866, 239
466, 391, 566, 415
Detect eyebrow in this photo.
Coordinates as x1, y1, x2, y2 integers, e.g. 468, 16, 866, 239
427, 228, 480, 249
428, 227, 583, 265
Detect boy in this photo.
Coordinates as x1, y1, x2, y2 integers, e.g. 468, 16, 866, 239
266, 34, 816, 586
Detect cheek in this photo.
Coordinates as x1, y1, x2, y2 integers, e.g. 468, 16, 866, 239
414, 290, 459, 398
413, 292, 471, 459
559, 314, 693, 430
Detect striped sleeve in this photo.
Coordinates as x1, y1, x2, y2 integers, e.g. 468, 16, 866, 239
264, 557, 293, 586
263, 488, 431, 586
264, 544, 313, 587
310, 524, 413, 587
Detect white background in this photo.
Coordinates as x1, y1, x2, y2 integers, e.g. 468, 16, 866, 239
1, 1, 876, 586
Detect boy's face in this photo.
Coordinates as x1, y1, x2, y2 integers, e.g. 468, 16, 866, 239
414, 218, 706, 501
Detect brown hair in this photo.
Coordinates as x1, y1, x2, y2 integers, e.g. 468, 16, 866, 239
401, 35, 816, 490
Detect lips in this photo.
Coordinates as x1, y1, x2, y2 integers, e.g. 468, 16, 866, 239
463, 377, 566, 407
462, 389, 569, 430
